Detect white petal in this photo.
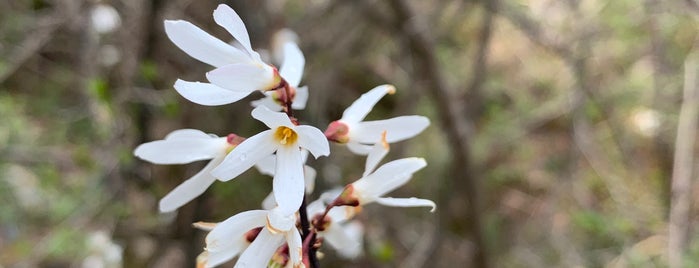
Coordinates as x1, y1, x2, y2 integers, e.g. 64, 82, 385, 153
212, 4, 260, 61
286, 229, 303, 267
303, 165, 316, 194
352, 116, 430, 144
159, 155, 223, 212
234, 228, 284, 268
291, 86, 309, 110
278, 42, 305, 87
206, 210, 267, 255
306, 199, 326, 216
346, 141, 373, 155
134, 137, 226, 164
324, 221, 363, 259
341, 84, 395, 123
295, 125, 330, 158
164, 129, 212, 140
267, 207, 296, 232
211, 131, 277, 181
254, 154, 277, 177
207, 63, 276, 92
174, 79, 251, 106
353, 158, 427, 200
261, 191, 276, 210
251, 93, 283, 111
273, 147, 305, 215
364, 140, 389, 177
251, 106, 294, 129
375, 197, 436, 212
164, 20, 248, 67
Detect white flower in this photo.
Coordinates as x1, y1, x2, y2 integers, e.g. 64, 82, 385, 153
340, 140, 435, 216
251, 41, 309, 111
164, 4, 300, 106
324, 84, 430, 154
257, 151, 317, 210
307, 194, 364, 259
211, 106, 329, 215
90, 4, 121, 34
203, 208, 303, 268
133, 129, 245, 212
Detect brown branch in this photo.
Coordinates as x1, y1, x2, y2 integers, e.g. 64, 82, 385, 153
382, 0, 489, 267
668, 44, 699, 268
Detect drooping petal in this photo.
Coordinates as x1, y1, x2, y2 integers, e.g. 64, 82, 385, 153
291, 86, 309, 110
278, 42, 304, 87
159, 155, 224, 212
273, 146, 305, 215
251, 106, 294, 129
352, 116, 430, 144
206, 63, 276, 93
134, 137, 226, 164
205, 210, 267, 267
324, 221, 363, 259
375, 197, 436, 212
286, 228, 303, 267
234, 228, 284, 268
212, 4, 260, 61
341, 84, 396, 123
164, 129, 212, 140
353, 158, 427, 201
174, 79, 252, 106
250, 92, 283, 111
211, 130, 277, 181
346, 141, 373, 155
295, 125, 330, 158
303, 165, 316, 194
363, 137, 389, 177
163, 20, 248, 67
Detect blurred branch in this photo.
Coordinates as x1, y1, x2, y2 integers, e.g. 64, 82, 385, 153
464, 0, 497, 118
380, 0, 488, 267
668, 44, 699, 268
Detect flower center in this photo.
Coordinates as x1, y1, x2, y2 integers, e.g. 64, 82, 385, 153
274, 126, 298, 146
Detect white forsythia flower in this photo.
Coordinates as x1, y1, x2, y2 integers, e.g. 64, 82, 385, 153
211, 106, 329, 215
165, 4, 301, 106
250, 40, 309, 111
133, 129, 245, 212
338, 138, 436, 217
258, 151, 317, 210
202, 208, 303, 268
307, 194, 364, 259
324, 84, 430, 155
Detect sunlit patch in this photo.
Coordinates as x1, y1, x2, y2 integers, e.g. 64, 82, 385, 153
274, 126, 298, 146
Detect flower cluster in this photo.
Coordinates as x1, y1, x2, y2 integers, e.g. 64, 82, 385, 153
134, 4, 434, 267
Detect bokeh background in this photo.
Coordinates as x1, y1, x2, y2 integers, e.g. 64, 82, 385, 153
2, 0, 699, 267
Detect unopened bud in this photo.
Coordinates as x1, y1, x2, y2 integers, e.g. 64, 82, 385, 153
324, 121, 350, 143
333, 184, 360, 207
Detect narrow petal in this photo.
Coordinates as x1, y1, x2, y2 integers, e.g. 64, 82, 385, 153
164, 20, 248, 67
375, 197, 436, 212
295, 125, 330, 158
363, 138, 389, 177
346, 141, 373, 155
212, 4, 260, 61
134, 137, 226, 164
291, 86, 309, 110
324, 221, 363, 259
251, 93, 283, 111
206, 210, 267, 258
273, 147, 305, 215
234, 228, 284, 268
211, 131, 277, 181
278, 42, 305, 87
286, 229, 303, 267
353, 158, 427, 200
341, 84, 395, 123
251, 106, 294, 129
261, 191, 276, 210
207, 63, 276, 92
174, 79, 251, 106
303, 165, 316, 194
254, 155, 277, 177
159, 156, 224, 212
352, 116, 430, 144
164, 129, 213, 140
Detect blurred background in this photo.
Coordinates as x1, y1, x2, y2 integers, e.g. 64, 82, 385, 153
1, 0, 699, 267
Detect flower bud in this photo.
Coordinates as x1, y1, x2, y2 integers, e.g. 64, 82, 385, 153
324, 121, 350, 143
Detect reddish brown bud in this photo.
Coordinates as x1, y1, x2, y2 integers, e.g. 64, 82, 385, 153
226, 133, 246, 146
333, 184, 361, 207
324, 121, 350, 143
311, 214, 332, 232
244, 227, 263, 243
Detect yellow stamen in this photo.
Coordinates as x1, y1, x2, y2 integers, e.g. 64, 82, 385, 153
274, 126, 298, 146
